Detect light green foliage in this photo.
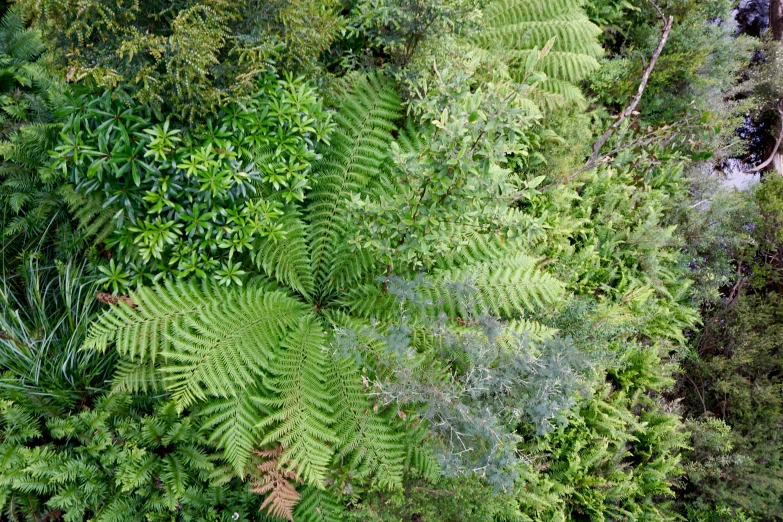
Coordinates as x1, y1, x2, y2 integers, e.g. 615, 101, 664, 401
350, 61, 544, 271
306, 73, 401, 297
51, 74, 333, 289
83, 73, 568, 513
344, 475, 521, 521
469, 0, 603, 107
527, 151, 700, 345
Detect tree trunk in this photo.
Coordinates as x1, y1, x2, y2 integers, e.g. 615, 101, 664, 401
771, 0, 783, 41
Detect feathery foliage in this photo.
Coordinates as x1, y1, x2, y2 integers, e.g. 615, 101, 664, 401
470, 0, 602, 107
82, 72, 570, 516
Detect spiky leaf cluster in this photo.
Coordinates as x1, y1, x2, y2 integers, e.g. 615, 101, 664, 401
51, 74, 333, 290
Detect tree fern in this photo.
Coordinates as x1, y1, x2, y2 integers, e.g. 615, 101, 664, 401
84, 73, 570, 509
470, 0, 602, 107
258, 316, 338, 487
306, 73, 401, 297
329, 354, 405, 489
161, 288, 306, 409
200, 391, 269, 476
293, 487, 345, 522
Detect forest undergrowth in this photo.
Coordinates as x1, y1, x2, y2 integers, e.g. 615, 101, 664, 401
0, 0, 781, 521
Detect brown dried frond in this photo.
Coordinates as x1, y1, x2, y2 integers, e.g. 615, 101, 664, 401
96, 292, 136, 308
250, 447, 303, 521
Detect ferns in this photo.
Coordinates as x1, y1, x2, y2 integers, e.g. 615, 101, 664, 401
471, 0, 602, 107
307, 73, 401, 297
161, 289, 305, 409
250, 447, 303, 521
294, 487, 345, 521
329, 354, 405, 489
430, 252, 564, 319
253, 211, 315, 298
75, 72, 581, 515
200, 392, 268, 475
87, 279, 307, 409
259, 316, 338, 486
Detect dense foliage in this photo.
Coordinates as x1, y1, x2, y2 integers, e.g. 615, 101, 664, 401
0, 0, 779, 521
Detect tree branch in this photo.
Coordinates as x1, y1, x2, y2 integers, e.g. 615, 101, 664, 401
585, 11, 673, 170
743, 106, 783, 173
510, 3, 674, 201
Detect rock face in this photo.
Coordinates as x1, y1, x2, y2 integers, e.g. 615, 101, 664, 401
734, 0, 770, 36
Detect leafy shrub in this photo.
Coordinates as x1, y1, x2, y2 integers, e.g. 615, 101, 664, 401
0, 393, 263, 521
51, 74, 333, 289
681, 291, 783, 519
11, 0, 343, 121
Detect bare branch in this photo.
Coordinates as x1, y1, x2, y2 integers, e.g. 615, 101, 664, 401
585, 13, 673, 170
509, 9, 674, 201
646, 0, 666, 22
743, 106, 783, 173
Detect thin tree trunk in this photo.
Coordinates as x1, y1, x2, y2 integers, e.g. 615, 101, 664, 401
772, 0, 783, 41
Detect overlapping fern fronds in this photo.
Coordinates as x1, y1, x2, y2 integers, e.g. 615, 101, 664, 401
86, 72, 564, 516
470, 0, 602, 107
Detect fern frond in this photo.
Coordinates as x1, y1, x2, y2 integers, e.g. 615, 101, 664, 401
293, 487, 345, 522
472, 0, 602, 109
253, 210, 315, 299
200, 390, 269, 476
508, 50, 600, 83
84, 279, 230, 360
60, 184, 115, 244
338, 283, 397, 321
307, 73, 401, 297
250, 447, 303, 522
505, 317, 559, 343
258, 315, 338, 487
110, 356, 161, 394
482, 0, 587, 24
85, 279, 307, 409
428, 252, 564, 319
329, 354, 405, 489
161, 289, 307, 409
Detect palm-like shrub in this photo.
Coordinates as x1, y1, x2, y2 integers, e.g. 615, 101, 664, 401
85, 73, 564, 516
51, 74, 333, 290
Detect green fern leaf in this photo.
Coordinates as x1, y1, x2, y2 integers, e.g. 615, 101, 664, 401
253, 210, 315, 299
258, 315, 338, 487
307, 73, 401, 297
293, 487, 345, 522
160, 288, 307, 409
471, 0, 602, 107
329, 354, 405, 489
199, 390, 269, 476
